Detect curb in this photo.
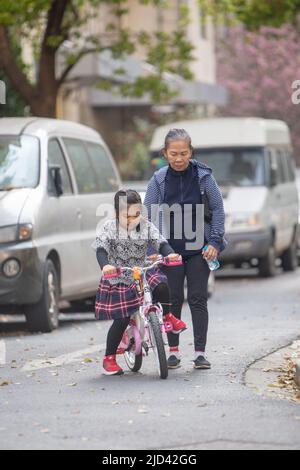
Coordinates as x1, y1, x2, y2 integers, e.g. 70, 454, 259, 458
296, 361, 300, 388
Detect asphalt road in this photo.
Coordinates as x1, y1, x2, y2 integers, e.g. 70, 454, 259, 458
0, 267, 300, 450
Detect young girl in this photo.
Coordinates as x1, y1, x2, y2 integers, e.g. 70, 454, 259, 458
94, 189, 187, 376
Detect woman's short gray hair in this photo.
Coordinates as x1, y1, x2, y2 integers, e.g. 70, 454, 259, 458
164, 128, 192, 150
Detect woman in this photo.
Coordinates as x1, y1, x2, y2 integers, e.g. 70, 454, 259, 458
144, 129, 226, 370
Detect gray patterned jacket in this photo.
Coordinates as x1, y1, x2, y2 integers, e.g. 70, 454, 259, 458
94, 218, 172, 285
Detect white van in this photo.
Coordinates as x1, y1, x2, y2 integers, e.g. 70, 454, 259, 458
0, 118, 121, 332
150, 118, 299, 277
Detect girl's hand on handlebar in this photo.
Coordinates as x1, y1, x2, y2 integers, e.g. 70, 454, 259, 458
103, 264, 118, 275
147, 254, 160, 263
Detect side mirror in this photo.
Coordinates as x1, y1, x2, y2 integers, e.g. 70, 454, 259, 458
49, 165, 63, 197
270, 166, 278, 187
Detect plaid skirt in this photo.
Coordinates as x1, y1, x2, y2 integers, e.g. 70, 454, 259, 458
95, 268, 168, 321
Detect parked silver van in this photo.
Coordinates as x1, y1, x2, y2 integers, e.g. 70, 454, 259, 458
0, 118, 121, 332
150, 118, 299, 277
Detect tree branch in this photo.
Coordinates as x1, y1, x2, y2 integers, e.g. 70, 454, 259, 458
42, 0, 71, 51
57, 48, 104, 88
38, 0, 71, 90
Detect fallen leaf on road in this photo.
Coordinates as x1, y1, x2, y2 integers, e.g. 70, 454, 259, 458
268, 383, 285, 389
0, 381, 11, 386
83, 358, 93, 363
67, 383, 77, 387
138, 408, 149, 414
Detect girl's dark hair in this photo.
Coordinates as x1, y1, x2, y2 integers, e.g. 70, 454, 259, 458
114, 189, 142, 220
164, 128, 193, 150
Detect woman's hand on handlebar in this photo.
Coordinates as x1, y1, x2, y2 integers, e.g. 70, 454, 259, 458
166, 253, 182, 262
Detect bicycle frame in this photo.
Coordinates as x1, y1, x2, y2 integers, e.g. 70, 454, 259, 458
104, 255, 182, 360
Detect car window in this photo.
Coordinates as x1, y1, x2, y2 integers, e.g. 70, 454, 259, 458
85, 142, 119, 193
269, 149, 284, 185
0, 135, 40, 190
286, 151, 296, 182
277, 149, 290, 183
195, 147, 266, 186
48, 139, 73, 195
63, 138, 99, 194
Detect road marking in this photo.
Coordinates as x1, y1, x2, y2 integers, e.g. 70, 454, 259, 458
22, 343, 106, 372
0, 340, 6, 365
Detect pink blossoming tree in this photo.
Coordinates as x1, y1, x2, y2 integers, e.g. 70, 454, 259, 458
217, 23, 300, 165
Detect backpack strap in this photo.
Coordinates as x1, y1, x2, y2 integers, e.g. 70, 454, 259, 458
198, 173, 213, 224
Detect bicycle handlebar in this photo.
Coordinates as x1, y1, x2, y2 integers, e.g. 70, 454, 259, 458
103, 256, 183, 279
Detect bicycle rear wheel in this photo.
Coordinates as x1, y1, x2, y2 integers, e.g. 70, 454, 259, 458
148, 311, 168, 380
124, 351, 143, 372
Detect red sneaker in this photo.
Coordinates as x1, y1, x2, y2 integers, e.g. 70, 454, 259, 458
103, 355, 124, 376
164, 313, 187, 334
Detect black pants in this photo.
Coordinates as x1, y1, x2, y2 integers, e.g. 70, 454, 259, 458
163, 253, 210, 352
105, 282, 171, 356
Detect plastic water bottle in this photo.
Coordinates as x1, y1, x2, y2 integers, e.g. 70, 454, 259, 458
203, 245, 220, 271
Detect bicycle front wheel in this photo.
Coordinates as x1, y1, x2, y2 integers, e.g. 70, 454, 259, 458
123, 326, 143, 373
148, 312, 168, 380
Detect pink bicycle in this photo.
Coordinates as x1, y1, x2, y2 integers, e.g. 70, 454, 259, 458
103, 255, 182, 380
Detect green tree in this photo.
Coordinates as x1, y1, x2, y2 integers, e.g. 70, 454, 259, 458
0, 0, 194, 118
199, 0, 300, 29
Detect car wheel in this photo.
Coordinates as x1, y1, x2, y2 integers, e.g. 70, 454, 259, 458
258, 245, 277, 278
25, 259, 60, 333
281, 238, 298, 272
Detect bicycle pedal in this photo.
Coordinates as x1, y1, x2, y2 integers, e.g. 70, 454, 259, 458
163, 321, 173, 333
142, 341, 149, 355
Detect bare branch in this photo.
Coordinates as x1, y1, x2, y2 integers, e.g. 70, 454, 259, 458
57, 48, 104, 87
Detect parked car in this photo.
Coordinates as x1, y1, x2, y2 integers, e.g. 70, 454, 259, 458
0, 118, 121, 332
124, 181, 215, 297
150, 118, 299, 277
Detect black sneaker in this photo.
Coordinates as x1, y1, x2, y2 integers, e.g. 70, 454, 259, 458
167, 355, 181, 369
194, 356, 211, 370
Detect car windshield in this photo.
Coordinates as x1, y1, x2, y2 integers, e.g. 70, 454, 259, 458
194, 147, 266, 187
0, 135, 40, 190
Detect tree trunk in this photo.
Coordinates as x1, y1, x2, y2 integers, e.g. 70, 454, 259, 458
29, 94, 58, 118
0, 26, 59, 118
